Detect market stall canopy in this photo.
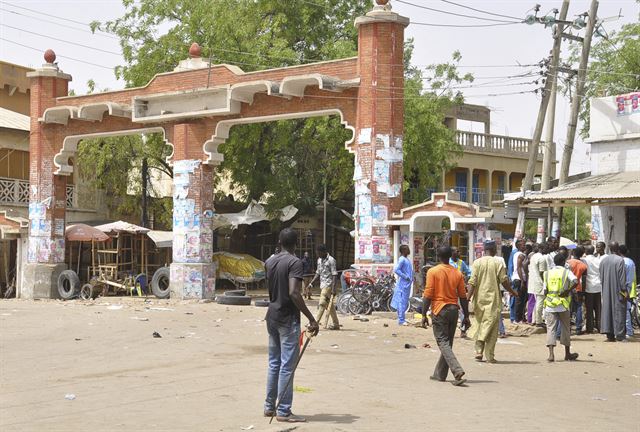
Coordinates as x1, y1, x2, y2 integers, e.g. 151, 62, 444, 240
559, 237, 577, 249
65, 224, 110, 242
213, 200, 298, 229
94, 220, 150, 234
147, 230, 173, 248
212, 252, 265, 283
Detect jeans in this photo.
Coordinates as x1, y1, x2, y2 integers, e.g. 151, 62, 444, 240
574, 295, 584, 333
265, 317, 301, 416
431, 304, 464, 380
626, 301, 634, 337
509, 281, 519, 322
514, 280, 527, 322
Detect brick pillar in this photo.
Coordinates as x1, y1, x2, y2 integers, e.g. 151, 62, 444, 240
22, 51, 72, 299
169, 123, 218, 299
353, 3, 409, 271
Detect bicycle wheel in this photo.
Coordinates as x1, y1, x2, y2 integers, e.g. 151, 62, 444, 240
337, 293, 352, 315
352, 279, 373, 302
348, 295, 371, 315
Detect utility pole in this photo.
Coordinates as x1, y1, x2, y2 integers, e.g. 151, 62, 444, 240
515, 0, 570, 239
141, 134, 149, 228
559, 0, 599, 185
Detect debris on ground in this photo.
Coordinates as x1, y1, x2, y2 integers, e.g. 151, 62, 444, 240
383, 323, 389, 327
592, 396, 607, 401
422, 343, 431, 348
240, 425, 255, 430
185, 312, 194, 315
294, 386, 312, 393
106, 305, 123, 310
152, 331, 162, 338
149, 307, 174, 311
74, 338, 81, 341
497, 339, 523, 345
131, 317, 149, 321
64, 394, 76, 400
404, 344, 416, 349
331, 344, 339, 349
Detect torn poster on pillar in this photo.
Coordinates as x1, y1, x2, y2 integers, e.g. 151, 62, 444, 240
355, 180, 370, 196
358, 216, 373, 236
357, 236, 373, 260
394, 136, 403, 149
173, 199, 197, 231
373, 160, 389, 184
54, 219, 65, 237
52, 238, 65, 263
30, 219, 51, 237
377, 147, 403, 163
184, 268, 204, 298
357, 128, 372, 145
174, 186, 189, 200
28, 202, 45, 219
173, 234, 186, 262
174, 174, 190, 187
387, 183, 401, 198
185, 230, 201, 261
376, 133, 390, 149
372, 205, 388, 226
357, 194, 371, 216
173, 159, 201, 174
372, 236, 391, 264
353, 158, 364, 181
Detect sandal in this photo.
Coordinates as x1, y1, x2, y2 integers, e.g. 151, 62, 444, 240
452, 372, 467, 386
565, 353, 579, 361
276, 413, 307, 423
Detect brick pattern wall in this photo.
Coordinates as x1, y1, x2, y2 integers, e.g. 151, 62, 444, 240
353, 18, 405, 267
28, 73, 70, 264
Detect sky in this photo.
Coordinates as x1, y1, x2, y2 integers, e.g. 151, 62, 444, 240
1, 0, 637, 176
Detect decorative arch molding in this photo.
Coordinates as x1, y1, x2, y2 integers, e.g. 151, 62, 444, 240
202, 108, 356, 165
54, 127, 169, 176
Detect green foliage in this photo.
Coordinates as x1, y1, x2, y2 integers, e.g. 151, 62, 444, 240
560, 207, 591, 242
77, 134, 173, 227
94, 0, 467, 216
567, 6, 640, 137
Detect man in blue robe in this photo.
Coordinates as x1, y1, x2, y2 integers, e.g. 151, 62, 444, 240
391, 244, 413, 325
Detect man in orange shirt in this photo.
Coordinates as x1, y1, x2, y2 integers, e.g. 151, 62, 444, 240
421, 246, 470, 386
567, 246, 587, 335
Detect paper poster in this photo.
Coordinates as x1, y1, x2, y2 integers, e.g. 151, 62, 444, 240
174, 174, 190, 186
28, 202, 45, 219
357, 236, 373, 260
376, 133, 390, 148
185, 230, 201, 260
474, 242, 484, 260
377, 147, 403, 163
359, 216, 373, 236
358, 127, 372, 144
357, 194, 371, 216
355, 180, 370, 196
173, 234, 186, 262
372, 236, 389, 263
373, 160, 389, 183
401, 233, 409, 245
372, 204, 388, 226
52, 238, 65, 263
174, 159, 201, 174
387, 183, 401, 198
54, 219, 65, 237
475, 223, 488, 243
591, 206, 602, 240
174, 186, 189, 200
394, 136, 403, 149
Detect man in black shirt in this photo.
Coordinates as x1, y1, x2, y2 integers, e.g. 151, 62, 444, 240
264, 228, 319, 423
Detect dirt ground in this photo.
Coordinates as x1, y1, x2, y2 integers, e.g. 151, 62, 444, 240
1, 295, 638, 432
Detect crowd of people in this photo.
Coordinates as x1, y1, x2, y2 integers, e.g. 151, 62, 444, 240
261, 228, 637, 420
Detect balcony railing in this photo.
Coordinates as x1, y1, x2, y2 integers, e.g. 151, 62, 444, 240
454, 186, 467, 202
492, 189, 505, 202
455, 131, 544, 160
471, 188, 486, 205
0, 176, 75, 208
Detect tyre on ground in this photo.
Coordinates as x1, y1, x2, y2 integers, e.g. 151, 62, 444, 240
58, 270, 80, 300
216, 295, 252, 306
151, 267, 170, 299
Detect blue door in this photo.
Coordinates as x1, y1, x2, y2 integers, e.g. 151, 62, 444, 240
455, 171, 467, 201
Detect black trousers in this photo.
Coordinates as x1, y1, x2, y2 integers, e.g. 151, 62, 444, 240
514, 280, 528, 322
585, 292, 602, 333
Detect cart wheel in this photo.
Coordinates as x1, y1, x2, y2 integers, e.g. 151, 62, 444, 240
58, 270, 81, 300
80, 283, 94, 300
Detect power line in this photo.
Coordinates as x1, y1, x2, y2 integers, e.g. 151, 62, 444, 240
0, 23, 122, 56
410, 20, 519, 28
396, 0, 520, 23
3, 1, 113, 37
0, 37, 115, 70
439, 0, 524, 21
0, 6, 119, 40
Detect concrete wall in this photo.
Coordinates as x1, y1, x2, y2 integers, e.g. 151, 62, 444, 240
591, 205, 625, 245
588, 94, 640, 142
590, 138, 640, 176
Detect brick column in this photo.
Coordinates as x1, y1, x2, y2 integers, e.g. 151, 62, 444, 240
22, 51, 72, 299
353, 2, 409, 272
169, 123, 217, 299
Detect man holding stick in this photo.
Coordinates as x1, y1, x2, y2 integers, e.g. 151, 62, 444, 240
264, 228, 319, 423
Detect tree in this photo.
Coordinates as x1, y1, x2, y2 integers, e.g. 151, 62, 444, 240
568, 4, 640, 137
93, 0, 467, 215
560, 206, 590, 242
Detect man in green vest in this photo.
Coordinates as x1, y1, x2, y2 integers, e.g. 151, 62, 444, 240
544, 253, 579, 362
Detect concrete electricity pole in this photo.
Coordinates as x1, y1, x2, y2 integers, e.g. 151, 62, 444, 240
515, 0, 570, 239
559, 0, 599, 185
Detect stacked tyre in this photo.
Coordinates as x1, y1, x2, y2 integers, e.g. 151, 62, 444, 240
216, 289, 252, 306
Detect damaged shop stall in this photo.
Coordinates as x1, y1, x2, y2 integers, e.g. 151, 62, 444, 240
385, 192, 509, 291
0, 212, 28, 298
77, 221, 151, 299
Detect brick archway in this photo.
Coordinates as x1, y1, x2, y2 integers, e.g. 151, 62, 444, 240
23, 2, 409, 299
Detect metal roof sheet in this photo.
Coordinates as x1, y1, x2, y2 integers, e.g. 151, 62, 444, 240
523, 171, 640, 202
0, 107, 30, 131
